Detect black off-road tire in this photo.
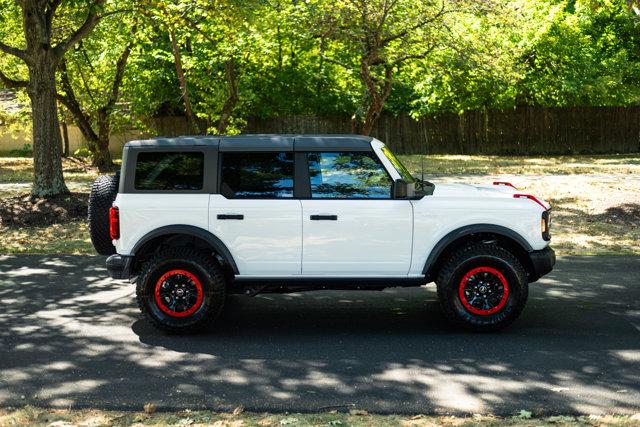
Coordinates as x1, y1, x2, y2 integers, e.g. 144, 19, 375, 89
136, 247, 226, 334
88, 174, 119, 255
436, 242, 528, 332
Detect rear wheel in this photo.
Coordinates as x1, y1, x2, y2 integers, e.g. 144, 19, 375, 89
436, 243, 528, 332
136, 247, 226, 333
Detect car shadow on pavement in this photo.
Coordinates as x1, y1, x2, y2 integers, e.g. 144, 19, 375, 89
0, 255, 639, 415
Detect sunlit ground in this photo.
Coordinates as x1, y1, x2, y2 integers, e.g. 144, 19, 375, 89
1, 405, 639, 427
0, 154, 638, 255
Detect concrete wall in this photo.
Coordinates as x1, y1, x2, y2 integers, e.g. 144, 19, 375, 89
0, 125, 146, 157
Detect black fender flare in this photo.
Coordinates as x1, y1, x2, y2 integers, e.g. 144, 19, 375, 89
132, 225, 239, 274
422, 224, 533, 277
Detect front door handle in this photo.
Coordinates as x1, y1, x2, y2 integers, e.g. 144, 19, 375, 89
217, 214, 244, 220
310, 215, 338, 221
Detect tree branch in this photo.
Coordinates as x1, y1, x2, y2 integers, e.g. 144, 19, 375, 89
57, 59, 99, 143
53, 0, 106, 57
105, 39, 133, 112
321, 54, 355, 71
379, 1, 446, 45
0, 40, 28, 62
45, 0, 63, 23
0, 69, 28, 88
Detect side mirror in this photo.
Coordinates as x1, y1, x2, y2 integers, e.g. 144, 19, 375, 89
393, 179, 408, 199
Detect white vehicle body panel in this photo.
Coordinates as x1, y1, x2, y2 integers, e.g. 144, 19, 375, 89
209, 195, 302, 275
409, 189, 547, 275
113, 138, 551, 280
114, 193, 209, 255
301, 200, 413, 275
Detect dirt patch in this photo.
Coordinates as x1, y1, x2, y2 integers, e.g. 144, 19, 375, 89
589, 203, 640, 228
0, 192, 88, 227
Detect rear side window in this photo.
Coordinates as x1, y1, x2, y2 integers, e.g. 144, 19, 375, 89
135, 152, 204, 191
308, 152, 391, 199
220, 152, 294, 198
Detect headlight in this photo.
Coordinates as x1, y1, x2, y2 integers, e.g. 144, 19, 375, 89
541, 210, 551, 241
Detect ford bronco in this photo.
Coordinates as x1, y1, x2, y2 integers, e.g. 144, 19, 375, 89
88, 135, 555, 333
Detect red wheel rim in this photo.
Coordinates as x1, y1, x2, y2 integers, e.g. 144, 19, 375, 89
154, 269, 204, 318
458, 266, 509, 315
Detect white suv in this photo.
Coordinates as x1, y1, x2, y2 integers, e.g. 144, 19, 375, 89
88, 135, 555, 333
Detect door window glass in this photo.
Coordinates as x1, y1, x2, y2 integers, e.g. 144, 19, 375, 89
308, 152, 391, 199
135, 152, 204, 191
221, 152, 294, 198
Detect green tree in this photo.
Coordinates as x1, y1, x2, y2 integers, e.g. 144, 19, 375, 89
56, 16, 138, 171
314, 0, 475, 134
0, 0, 118, 196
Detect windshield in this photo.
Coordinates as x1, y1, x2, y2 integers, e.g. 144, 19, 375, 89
381, 146, 415, 182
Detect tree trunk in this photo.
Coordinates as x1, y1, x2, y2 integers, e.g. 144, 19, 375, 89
60, 110, 70, 157
359, 59, 393, 136
169, 29, 200, 134
217, 58, 238, 134
361, 99, 383, 136
94, 108, 113, 172
27, 59, 69, 197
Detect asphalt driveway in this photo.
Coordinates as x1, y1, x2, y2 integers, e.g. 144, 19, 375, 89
0, 255, 638, 415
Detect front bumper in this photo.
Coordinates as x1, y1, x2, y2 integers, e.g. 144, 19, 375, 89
106, 254, 134, 280
529, 246, 556, 282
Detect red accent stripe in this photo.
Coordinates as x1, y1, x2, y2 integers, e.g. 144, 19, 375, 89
493, 181, 517, 189
154, 269, 204, 318
458, 266, 509, 316
513, 193, 548, 210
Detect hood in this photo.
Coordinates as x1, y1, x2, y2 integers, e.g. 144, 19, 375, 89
431, 182, 551, 209
433, 183, 513, 198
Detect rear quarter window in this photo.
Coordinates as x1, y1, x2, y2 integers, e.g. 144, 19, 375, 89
134, 152, 204, 191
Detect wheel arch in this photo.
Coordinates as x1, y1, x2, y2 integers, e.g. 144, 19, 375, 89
131, 225, 239, 275
423, 224, 534, 281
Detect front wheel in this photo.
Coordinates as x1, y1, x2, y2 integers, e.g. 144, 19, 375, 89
136, 247, 226, 333
436, 243, 528, 332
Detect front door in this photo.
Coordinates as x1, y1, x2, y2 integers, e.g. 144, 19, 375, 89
209, 151, 302, 276
301, 151, 413, 275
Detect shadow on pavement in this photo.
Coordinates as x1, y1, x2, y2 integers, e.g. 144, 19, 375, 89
0, 255, 638, 415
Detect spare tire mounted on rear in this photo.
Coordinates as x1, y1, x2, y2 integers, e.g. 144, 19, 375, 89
88, 173, 119, 255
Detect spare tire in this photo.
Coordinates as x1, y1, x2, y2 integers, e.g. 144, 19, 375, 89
88, 173, 119, 255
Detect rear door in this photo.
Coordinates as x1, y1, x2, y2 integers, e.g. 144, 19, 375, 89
209, 151, 302, 276
300, 151, 413, 276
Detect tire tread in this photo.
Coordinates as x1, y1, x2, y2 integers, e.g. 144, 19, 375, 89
136, 246, 226, 333
436, 242, 528, 332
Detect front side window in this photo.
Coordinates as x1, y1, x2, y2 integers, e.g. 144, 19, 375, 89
308, 152, 392, 199
220, 152, 294, 198
381, 146, 415, 182
135, 151, 204, 191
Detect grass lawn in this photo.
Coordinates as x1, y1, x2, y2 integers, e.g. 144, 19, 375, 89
0, 154, 638, 256
0, 156, 102, 185
399, 153, 640, 175
1, 407, 639, 427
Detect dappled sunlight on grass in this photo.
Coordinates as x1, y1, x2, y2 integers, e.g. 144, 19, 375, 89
398, 154, 640, 175
0, 156, 109, 184
0, 220, 93, 254
1, 406, 639, 426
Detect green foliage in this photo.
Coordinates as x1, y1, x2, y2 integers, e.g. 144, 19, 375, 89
1, 0, 640, 133
8, 144, 32, 157
73, 147, 92, 158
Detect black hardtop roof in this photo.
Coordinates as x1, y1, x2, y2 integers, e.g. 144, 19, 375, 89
125, 134, 375, 151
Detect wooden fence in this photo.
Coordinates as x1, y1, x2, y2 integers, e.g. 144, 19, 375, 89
150, 106, 640, 155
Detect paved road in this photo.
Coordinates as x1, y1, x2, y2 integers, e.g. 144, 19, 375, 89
0, 255, 638, 415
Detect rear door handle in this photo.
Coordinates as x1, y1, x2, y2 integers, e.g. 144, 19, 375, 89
310, 215, 338, 221
217, 214, 244, 220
